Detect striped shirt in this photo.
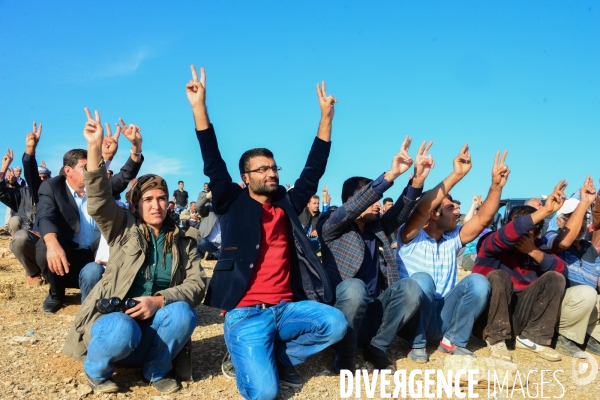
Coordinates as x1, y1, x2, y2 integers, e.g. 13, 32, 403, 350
396, 225, 462, 298
543, 232, 600, 289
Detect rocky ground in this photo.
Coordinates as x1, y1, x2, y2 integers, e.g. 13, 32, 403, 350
0, 232, 599, 399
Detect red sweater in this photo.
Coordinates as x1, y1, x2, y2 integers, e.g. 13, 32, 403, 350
237, 203, 294, 307
472, 214, 566, 292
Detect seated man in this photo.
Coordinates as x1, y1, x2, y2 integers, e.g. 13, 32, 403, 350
299, 195, 321, 253
63, 109, 206, 394
397, 146, 509, 357
196, 189, 221, 259
473, 181, 568, 362
544, 176, 600, 356
35, 117, 143, 313
180, 201, 199, 227
188, 66, 346, 400
0, 123, 48, 284
319, 137, 430, 370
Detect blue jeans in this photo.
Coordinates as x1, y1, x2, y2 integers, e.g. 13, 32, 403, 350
79, 262, 104, 303
408, 273, 491, 347
224, 301, 347, 400
197, 238, 221, 258
174, 205, 186, 214
334, 275, 425, 356
84, 301, 198, 382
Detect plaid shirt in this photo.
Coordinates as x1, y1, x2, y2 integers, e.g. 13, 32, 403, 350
318, 175, 421, 290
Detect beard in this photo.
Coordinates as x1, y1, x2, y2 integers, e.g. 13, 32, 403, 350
248, 176, 279, 195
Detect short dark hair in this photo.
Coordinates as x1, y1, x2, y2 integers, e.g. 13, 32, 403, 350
178, 180, 184, 185
310, 195, 319, 201
63, 149, 87, 168
509, 205, 544, 232
341, 177, 373, 203
190, 201, 196, 206
382, 197, 393, 205
433, 193, 454, 214
239, 148, 274, 175
204, 182, 209, 186
453, 199, 461, 206
168, 201, 175, 206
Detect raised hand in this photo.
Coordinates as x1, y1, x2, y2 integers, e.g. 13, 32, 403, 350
186, 65, 206, 109
117, 118, 142, 148
40, 160, 46, 168
514, 235, 538, 256
543, 180, 568, 214
580, 175, 597, 206
473, 194, 483, 207
386, 135, 413, 181
413, 141, 434, 186
1, 148, 13, 171
102, 123, 121, 161
452, 143, 472, 178
83, 108, 103, 147
316, 81, 337, 119
25, 121, 42, 150
491, 150, 510, 188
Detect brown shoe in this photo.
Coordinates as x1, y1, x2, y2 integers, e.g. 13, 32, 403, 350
26, 275, 43, 285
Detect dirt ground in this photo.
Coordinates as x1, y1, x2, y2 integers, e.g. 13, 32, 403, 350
0, 233, 599, 399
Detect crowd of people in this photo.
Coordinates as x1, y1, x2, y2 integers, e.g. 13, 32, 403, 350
0, 64, 599, 399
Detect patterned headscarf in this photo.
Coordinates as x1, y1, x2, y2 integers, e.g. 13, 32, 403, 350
129, 174, 175, 278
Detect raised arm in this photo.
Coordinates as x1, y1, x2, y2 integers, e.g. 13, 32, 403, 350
380, 140, 431, 234
107, 118, 143, 197
0, 148, 13, 180
287, 82, 336, 213
400, 143, 470, 244
550, 175, 596, 253
460, 150, 509, 245
320, 136, 414, 241
187, 65, 241, 214
22, 122, 43, 203
464, 194, 482, 223
82, 108, 128, 245
0, 149, 21, 211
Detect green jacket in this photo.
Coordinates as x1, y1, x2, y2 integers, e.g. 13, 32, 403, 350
62, 163, 206, 361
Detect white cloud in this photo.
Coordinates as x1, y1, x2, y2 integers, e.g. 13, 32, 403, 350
136, 151, 185, 178
93, 48, 152, 78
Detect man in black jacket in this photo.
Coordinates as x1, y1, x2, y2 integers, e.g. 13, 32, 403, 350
187, 66, 347, 400
0, 123, 49, 284
36, 116, 143, 313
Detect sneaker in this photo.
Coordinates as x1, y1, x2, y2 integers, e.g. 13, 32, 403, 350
515, 335, 561, 362
333, 354, 354, 373
363, 346, 395, 370
221, 351, 236, 380
86, 374, 119, 393
486, 340, 512, 362
438, 340, 477, 357
408, 348, 429, 363
278, 365, 302, 388
151, 377, 180, 394
555, 335, 582, 357
583, 335, 600, 356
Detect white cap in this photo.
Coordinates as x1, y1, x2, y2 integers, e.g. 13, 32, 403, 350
556, 198, 580, 217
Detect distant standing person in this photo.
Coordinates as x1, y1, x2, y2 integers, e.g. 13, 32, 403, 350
172, 180, 188, 214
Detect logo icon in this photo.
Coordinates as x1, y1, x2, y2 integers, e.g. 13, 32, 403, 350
572, 351, 598, 386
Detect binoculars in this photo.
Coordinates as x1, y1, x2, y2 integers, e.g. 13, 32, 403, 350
95, 297, 140, 314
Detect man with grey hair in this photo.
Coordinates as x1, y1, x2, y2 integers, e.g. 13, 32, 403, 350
544, 176, 600, 356
525, 197, 543, 210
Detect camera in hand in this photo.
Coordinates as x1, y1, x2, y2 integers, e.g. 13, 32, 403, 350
95, 297, 140, 314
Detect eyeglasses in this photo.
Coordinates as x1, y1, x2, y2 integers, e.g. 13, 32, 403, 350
245, 166, 282, 174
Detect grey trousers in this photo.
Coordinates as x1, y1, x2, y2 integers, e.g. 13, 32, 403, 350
10, 229, 41, 277
557, 285, 600, 344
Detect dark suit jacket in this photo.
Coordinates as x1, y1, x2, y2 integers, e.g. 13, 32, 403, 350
36, 156, 143, 244
197, 124, 332, 311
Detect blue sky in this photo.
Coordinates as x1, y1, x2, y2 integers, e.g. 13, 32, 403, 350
1, 1, 599, 220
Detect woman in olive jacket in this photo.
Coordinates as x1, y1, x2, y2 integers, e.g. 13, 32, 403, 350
62, 110, 206, 395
